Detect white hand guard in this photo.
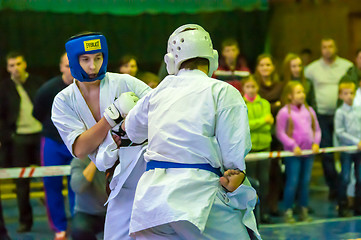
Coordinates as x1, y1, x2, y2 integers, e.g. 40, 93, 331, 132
104, 92, 139, 128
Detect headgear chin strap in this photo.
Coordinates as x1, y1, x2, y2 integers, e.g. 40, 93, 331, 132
164, 24, 218, 77
65, 32, 108, 82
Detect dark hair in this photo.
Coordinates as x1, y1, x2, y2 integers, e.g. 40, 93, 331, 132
67, 31, 103, 42
355, 49, 361, 57
118, 54, 137, 67
180, 57, 209, 70
300, 48, 312, 55
6, 51, 25, 61
321, 37, 336, 47
221, 38, 239, 51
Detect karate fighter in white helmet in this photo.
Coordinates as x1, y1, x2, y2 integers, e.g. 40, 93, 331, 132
51, 32, 151, 239
123, 24, 261, 239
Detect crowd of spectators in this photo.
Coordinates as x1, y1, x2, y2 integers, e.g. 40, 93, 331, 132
0, 36, 361, 239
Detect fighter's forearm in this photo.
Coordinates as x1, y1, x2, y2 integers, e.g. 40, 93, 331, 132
73, 117, 112, 159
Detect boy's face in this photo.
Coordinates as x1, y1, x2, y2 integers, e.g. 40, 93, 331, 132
119, 59, 138, 77
222, 45, 239, 62
79, 52, 103, 79
290, 58, 302, 78
243, 81, 258, 98
339, 87, 355, 106
7, 56, 27, 79
290, 84, 305, 106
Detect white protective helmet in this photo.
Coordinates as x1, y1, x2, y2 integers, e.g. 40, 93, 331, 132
164, 24, 219, 77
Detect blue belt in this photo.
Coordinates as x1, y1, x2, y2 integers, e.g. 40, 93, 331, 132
146, 160, 222, 177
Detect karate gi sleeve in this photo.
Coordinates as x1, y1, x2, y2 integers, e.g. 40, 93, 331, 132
215, 85, 252, 171
123, 74, 152, 99
51, 93, 87, 157
125, 92, 151, 143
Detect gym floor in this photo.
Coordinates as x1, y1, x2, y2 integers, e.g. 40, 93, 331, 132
1, 159, 361, 240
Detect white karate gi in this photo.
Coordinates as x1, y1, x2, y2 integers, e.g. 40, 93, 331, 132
52, 72, 151, 240
125, 69, 261, 240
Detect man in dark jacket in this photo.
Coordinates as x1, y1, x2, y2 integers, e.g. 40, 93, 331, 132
0, 51, 43, 233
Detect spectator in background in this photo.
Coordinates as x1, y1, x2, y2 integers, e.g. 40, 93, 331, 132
70, 157, 107, 240
300, 48, 313, 67
346, 49, 361, 107
254, 54, 284, 117
119, 54, 161, 88
32, 53, 75, 240
0, 115, 10, 240
118, 54, 138, 77
334, 81, 361, 217
137, 71, 160, 88
242, 76, 273, 224
213, 38, 250, 93
0, 199, 10, 240
254, 53, 285, 216
276, 81, 321, 223
305, 38, 353, 200
282, 53, 316, 110
0, 51, 43, 233
346, 49, 361, 87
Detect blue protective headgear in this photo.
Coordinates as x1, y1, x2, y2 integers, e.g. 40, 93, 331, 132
65, 32, 108, 82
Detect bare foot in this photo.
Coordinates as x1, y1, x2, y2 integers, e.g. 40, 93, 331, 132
220, 169, 245, 192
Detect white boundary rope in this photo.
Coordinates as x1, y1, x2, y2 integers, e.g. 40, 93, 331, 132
245, 145, 358, 162
0, 145, 358, 179
0, 165, 71, 179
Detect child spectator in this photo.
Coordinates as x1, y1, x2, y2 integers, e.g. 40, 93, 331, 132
334, 81, 361, 217
70, 157, 107, 240
137, 71, 160, 88
243, 76, 273, 223
276, 81, 321, 223
282, 53, 316, 110
118, 54, 138, 77
213, 38, 250, 93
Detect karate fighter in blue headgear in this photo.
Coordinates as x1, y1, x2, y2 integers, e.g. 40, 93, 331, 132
51, 32, 152, 239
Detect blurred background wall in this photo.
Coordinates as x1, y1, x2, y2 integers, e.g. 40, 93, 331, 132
0, 0, 268, 80
268, 0, 361, 67
0, 0, 360, 80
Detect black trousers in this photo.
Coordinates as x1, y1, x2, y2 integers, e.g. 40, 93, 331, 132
11, 133, 40, 227
71, 212, 105, 240
0, 197, 8, 237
